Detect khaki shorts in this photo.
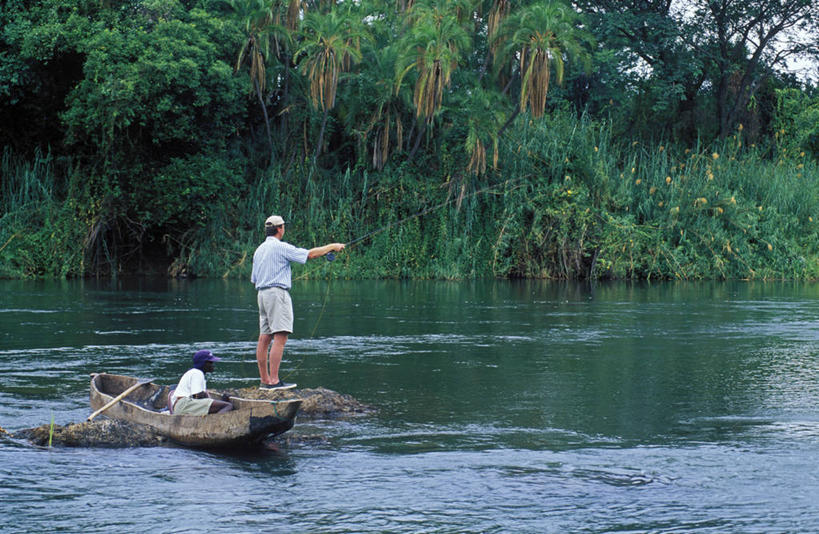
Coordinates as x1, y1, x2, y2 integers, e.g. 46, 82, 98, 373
258, 287, 294, 335
173, 396, 213, 415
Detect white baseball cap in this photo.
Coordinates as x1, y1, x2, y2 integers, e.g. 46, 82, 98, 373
265, 215, 285, 227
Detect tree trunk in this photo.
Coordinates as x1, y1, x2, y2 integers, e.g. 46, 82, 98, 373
407, 119, 426, 162
254, 78, 275, 163
280, 57, 291, 154
314, 108, 329, 164
498, 106, 520, 136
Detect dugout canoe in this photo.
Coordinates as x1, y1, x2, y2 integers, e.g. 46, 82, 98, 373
89, 373, 301, 448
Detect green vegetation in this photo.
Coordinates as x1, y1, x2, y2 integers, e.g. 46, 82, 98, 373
1, 0, 818, 280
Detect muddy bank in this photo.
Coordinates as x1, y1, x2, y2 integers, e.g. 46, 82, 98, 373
11, 387, 373, 448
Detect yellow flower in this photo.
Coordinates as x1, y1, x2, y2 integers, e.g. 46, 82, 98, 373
594, 146, 599, 152
658, 201, 664, 207
694, 197, 708, 207
707, 172, 714, 180
685, 148, 691, 154
800, 151, 806, 157
635, 179, 642, 185
565, 175, 571, 181
632, 141, 638, 147
758, 206, 763, 211
797, 163, 804, 169
659, 145, 664, 151
767, 243, 773, 251
810, 217, 814, 222
712, 152, 719, 160
631, 167, 636, 174
670, 206, 680, 215
716, 207, 724, 214
730, 196, 736, 205
666, 176, 672, 184
649, 186, 657, 195
738, 123, 744, 131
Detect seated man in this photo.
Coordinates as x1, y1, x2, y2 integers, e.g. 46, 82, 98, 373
171, 350, 233, 415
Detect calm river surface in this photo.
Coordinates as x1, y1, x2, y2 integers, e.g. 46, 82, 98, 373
1, 279, 818, 533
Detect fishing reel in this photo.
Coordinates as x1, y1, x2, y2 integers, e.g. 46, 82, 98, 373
326, 252, 336, 262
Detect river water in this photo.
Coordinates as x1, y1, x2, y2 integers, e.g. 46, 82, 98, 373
1, 279, 818, 533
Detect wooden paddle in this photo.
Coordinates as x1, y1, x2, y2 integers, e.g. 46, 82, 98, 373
87, 378, 152, 421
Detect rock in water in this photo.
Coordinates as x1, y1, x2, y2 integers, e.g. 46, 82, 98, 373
14, 420, 166, 447
219, 387, 374, 418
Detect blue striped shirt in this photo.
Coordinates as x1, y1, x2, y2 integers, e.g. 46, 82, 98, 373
251, 237, 309, 290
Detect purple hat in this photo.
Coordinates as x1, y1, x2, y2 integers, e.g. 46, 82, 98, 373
193, 349, 221, 369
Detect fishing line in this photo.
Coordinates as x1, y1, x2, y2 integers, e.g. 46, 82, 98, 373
280, 176, 525, 380
281, 273, 333, 380
325, 176, 525, 261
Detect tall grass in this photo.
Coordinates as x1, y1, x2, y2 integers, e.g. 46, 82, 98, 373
0, 148, 85, 278
185, 113, 818, 281
601, 131, 819, 279
3, 111, 817, 280
1, 147, 55, 214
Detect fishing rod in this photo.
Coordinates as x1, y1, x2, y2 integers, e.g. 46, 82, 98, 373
324, 176, 524, 262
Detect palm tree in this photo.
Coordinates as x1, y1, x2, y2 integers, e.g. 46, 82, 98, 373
395, 0, 472, 159
492, 1, 593, 119
230, 0, 292, 160
462, 88, 505, 175
345, 42, 409, 170
294, 7, 370, 161
484, 0, 510, 76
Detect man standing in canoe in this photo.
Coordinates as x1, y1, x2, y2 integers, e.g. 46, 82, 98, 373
171, 350, 233, 414
251, 215, 345, 389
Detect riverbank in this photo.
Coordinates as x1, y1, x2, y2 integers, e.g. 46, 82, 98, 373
2, 116, 818, 281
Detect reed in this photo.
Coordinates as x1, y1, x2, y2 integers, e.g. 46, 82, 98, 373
3, 113, 816, 280
0, 148, 87, 278
602, 131, 819, 279
48, 413, 54, 448
1, 147, 55, 213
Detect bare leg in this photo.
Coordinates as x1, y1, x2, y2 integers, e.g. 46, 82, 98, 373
256, 333, 273, 384
269, 332, 289, 384
209, 400, 233, 414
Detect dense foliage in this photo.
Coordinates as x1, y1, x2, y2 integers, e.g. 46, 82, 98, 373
1, 0, 818, 279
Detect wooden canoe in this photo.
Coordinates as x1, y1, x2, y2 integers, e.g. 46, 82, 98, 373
89, 373, 301, 448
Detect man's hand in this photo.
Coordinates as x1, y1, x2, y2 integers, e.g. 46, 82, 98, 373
308, 242, 346, 259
